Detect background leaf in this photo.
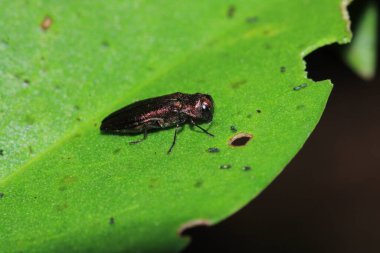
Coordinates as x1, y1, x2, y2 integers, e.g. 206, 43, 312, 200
0, 0, 351, 252
343, 1, 378, 80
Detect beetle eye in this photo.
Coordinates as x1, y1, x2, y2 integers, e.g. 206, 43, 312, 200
201, 103, 209, 111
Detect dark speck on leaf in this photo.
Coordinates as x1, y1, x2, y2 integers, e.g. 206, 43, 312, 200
256, 109, 261, 113
0, 149, 3, 156
113, 148, 121, 154
0, 192, 4, 198
207, 147, 220, 153
246, 16, 258, 23
227, 5, 236, 18
28, 146, 34, 154
0, 40, 9, 49
22, 79, 30, 87
58, 186, 67, 191
109, 217, 115, 225
101, 40, 110, 48
247, 113, 252, 118
74, 105, 80, 110
280, 66, 286, 73
230, 126, 237, 132
220, 164, 231, 169
194, 180, 203, 188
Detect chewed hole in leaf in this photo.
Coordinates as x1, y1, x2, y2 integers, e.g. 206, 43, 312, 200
229, 133, 253, 147
178, 219, 211, 236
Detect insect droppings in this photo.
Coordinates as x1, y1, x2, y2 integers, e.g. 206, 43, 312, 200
0, 149, 3, 156
280, 66, 286, 73
229, 133, 253, 147
220, 164, 232, 169
230, 125, 237, 132
242, 166, 251, 171
293, 83, 308, 91
207, 147, 220, 153
100, 92, 214, 154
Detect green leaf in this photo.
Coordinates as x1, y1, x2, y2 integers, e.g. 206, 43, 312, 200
0, 0, 351, 252
343, 1, 378, 80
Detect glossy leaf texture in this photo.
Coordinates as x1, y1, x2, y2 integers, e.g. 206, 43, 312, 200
0, 1, 351, 252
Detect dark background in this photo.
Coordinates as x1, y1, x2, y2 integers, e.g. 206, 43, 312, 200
184, 3, 379, 253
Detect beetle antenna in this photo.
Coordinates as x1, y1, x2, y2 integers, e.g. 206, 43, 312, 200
194, 124, 214, 137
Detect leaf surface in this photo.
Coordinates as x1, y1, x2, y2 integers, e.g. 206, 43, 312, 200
0, 1, 351, 252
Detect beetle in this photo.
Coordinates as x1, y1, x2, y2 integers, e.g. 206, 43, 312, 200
100, 92, 214, 154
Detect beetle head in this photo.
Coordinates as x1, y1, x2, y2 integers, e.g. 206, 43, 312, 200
192, 93, 214, 123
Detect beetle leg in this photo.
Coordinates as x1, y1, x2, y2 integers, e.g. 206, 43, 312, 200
129, 127, 148, 145
190, 119, 214, 137
167, 125, 180, 154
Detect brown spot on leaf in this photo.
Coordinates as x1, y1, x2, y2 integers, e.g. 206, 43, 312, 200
101, 40, 110, 48
227, 5, 236, 18
61, 175, 77, 185
56, 203, 68, 212
230, 80, 247, 89
149, 178, 159, 188
41, 16, 53, 31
